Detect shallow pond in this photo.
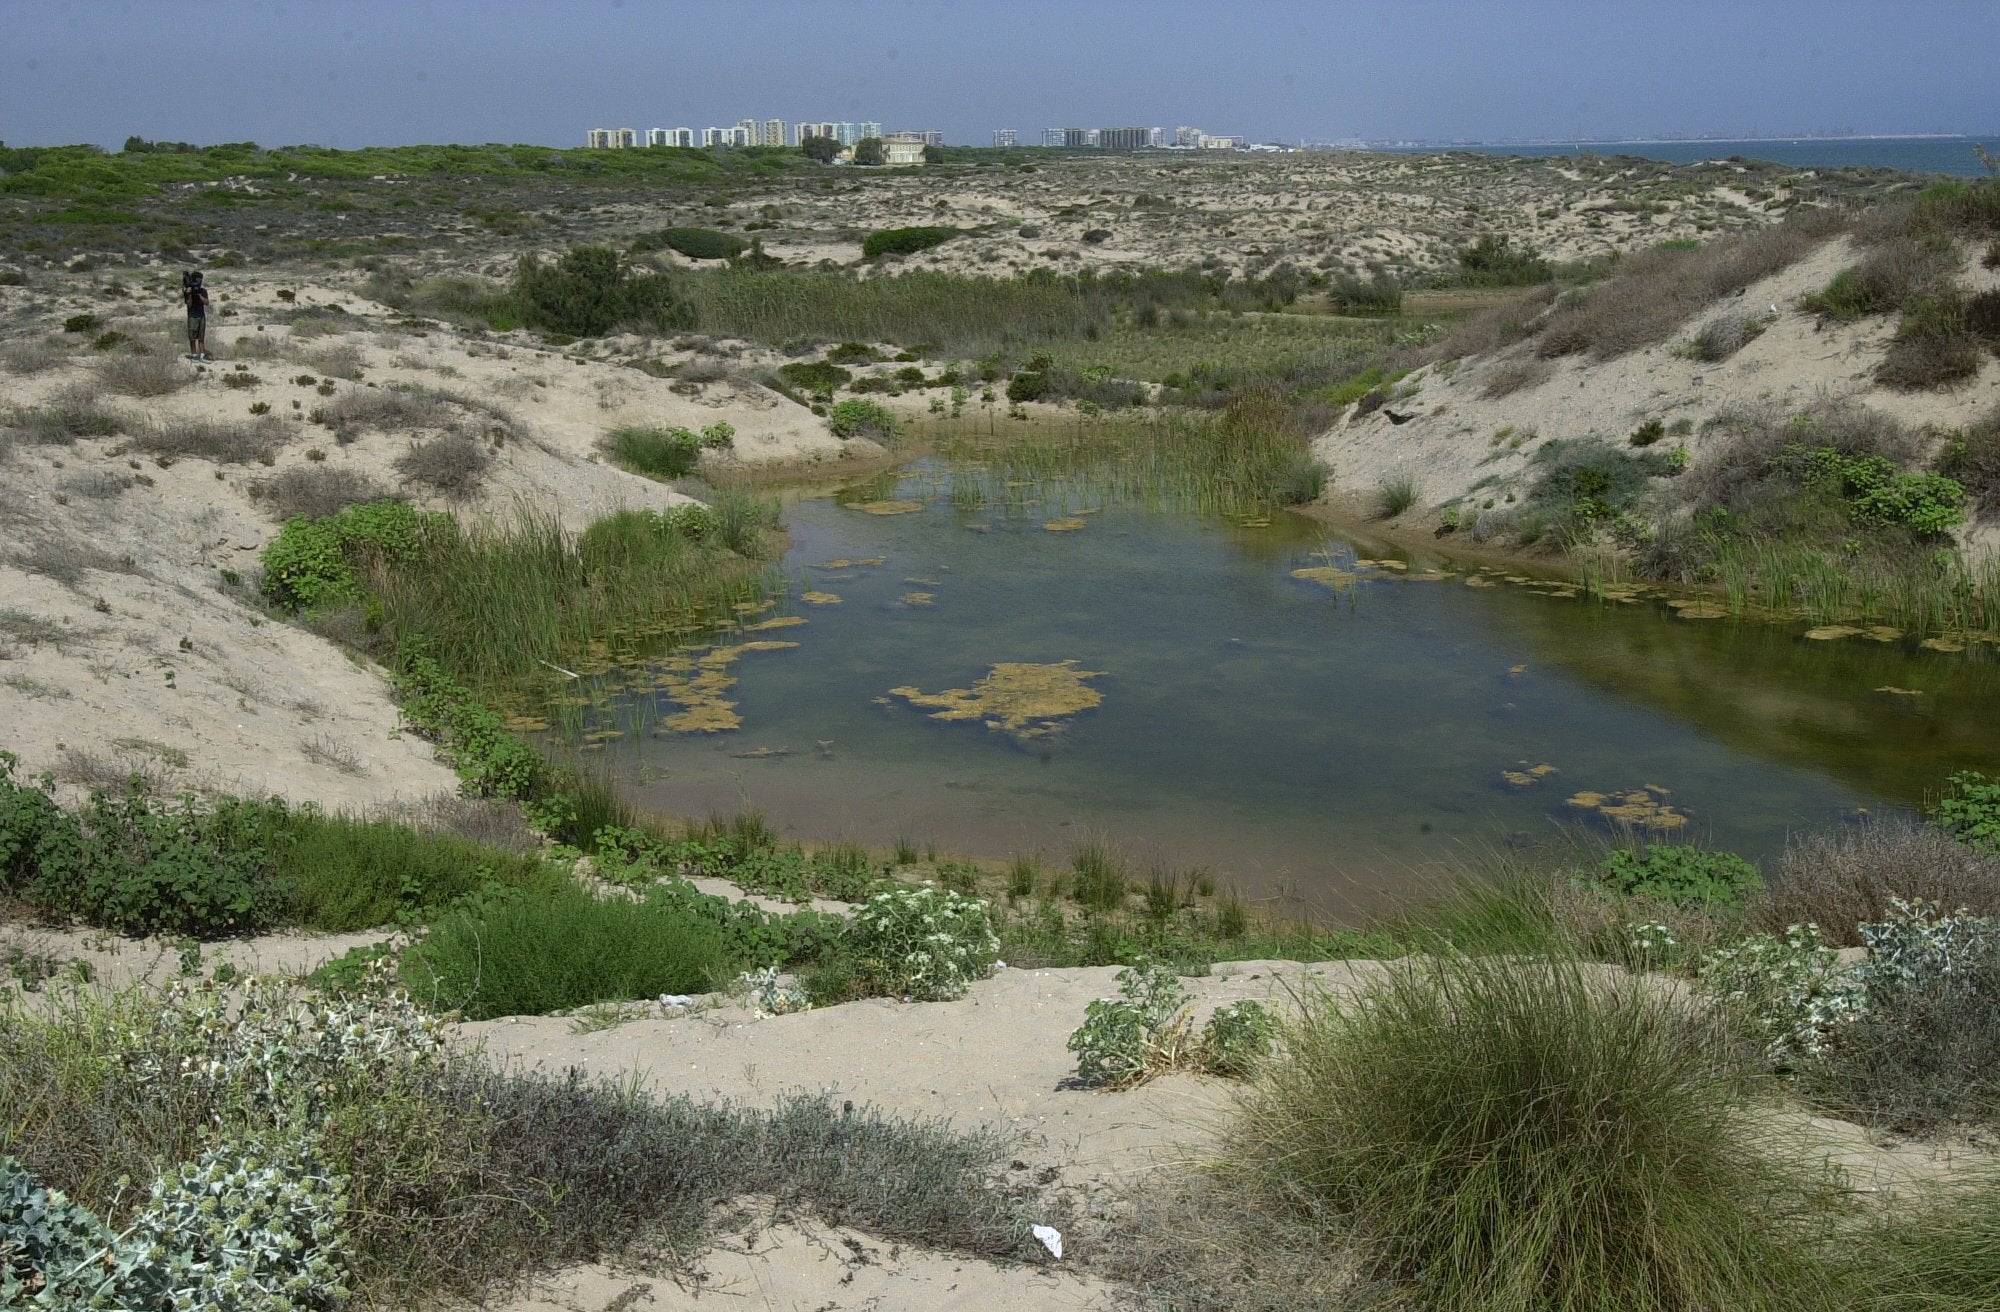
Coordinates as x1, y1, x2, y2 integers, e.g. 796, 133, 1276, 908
590, 462, 2000, 912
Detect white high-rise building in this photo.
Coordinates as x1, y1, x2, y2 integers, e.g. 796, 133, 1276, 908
588, 128, 635, 149
1041, 128, 1065, 147
1174, 125, 1203, 147
993, 129, 1018, 147
759, 118, 787, 146
646, 128, 695, 147
857, 121, 882, 140
588, 129, 614, 149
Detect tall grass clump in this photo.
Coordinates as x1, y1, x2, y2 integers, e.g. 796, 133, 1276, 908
1840, 1172, 2000, 1312
1375, 474, 1419, 518
1760, 818, 2000, 945
257, 803, 560, 931
367, 505, 769, 707
1223, 951, 1838, 1311
402, 881, 731, 1019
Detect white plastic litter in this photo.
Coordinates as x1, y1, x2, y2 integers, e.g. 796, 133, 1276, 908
1031, 1224, 1064, 1259
657, 994, 695, 1009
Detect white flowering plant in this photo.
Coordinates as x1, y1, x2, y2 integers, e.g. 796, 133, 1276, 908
1853, 897, 2000, 996
1696, 923, 1866, 1064
846, 884, 999, 1001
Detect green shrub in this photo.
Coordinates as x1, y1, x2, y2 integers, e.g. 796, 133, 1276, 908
1326, 273, 1402, 314
1783, 444, 1966, 536
1630, 419, 1667, 447
826, 397, 898, 440
403, 881, 732, 1019
1597, 845, 1763, 909
1457, 233, 1553, 286
845, 884, 998, 1000
259, 499, 442, 612
25, 783, 285, 939
1067, 963, 1276, 1088
778, 360, 853, 395
512, 244, 691, 338
1698, 924, 1865, 1064
861, 226, 960, 260
1527, 438, 1675, 528
602, 423, 703, 478
1228, 952, 1839, 1311
629, 226, 746, 261
1005, 371, 1051, 403
1935, 770, 2000, 852
0, 753, 65, 895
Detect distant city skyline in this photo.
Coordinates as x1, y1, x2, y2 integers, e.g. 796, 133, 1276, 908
4, 1, 1996, 151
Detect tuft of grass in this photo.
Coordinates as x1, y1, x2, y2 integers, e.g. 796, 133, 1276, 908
1480, 353, 1553, 398
10, 381, 124, 443
603, 423, 701, 479
402, 881, 732, 1019
1071, 835, 1129, 912
1223, 950, 1840, 1312
94, 351, 187, 397
1877, 291, 1984, 391
1374, 474, 1419, 518
1840, 1171, 2000, 1312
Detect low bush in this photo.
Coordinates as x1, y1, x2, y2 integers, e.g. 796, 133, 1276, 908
1596, 844, 1762, 909
8, 382, 124, 443
1325, 272, 1401, 314
1804, 901, 2000, 1134
1536, 209, 1845, 360
826, 397, 898, 440
0, 974, 1029, 1309
1481, 353, 1553, 398
844, 884, 998, 1000
393, 431, 492, 501
1457, 233, 1552, 287
629, 226, 746, 261
1682, 312, 1767, 361
1800, 235, 1960, 321
260, 499, 445, 612
132, 415, 288, 464
402, 881, 731, 1019
95, 351, 187, 397
861, 226, 960, 259
1878, 290, 1985, 391
777, 359, 852, 395
1761, 816, 2000, 945
1067, 961, 1275, 1088
1226, 951, 1837, 1311
252, 465, 397, 521
1, 761, 285, 939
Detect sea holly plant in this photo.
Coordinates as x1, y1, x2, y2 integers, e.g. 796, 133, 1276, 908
1067, 961, 1278, 1088
1695, 924, 1865, 1064
846, 883, 1000, 1001
1, 1146, 348, 1311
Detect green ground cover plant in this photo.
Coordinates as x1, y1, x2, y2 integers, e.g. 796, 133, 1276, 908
1066, 961, 1274, 1088
861, 225, 961, 259
629, 225, 746, 261
402, 880, 732, 1019
1597, 844, 1763, 908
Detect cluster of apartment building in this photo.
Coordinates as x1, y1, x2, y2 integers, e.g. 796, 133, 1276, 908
991, 126, 1243, 150
585, 120, 942, 150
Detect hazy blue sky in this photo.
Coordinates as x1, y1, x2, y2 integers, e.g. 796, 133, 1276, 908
6, 0, 1997, 149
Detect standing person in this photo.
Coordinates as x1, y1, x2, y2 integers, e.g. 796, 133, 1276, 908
181, 270, 210, 360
